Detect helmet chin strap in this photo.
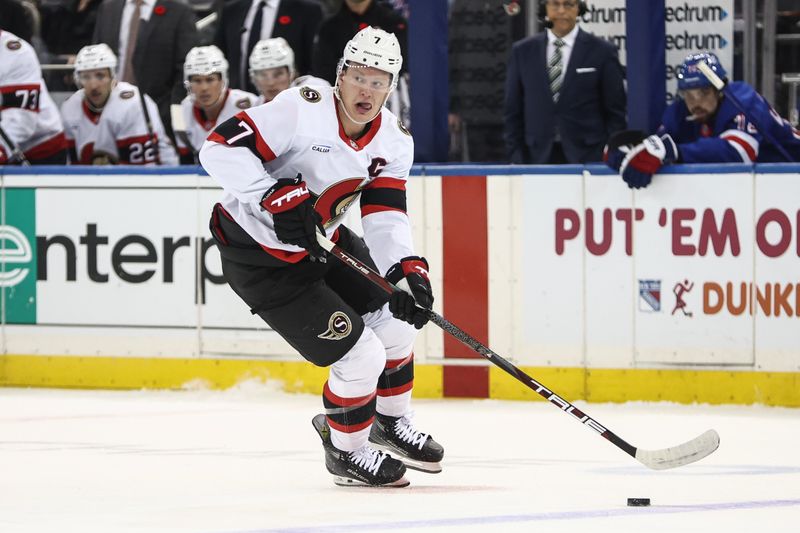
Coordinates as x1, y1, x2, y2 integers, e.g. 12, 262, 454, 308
333, 80, 391, 126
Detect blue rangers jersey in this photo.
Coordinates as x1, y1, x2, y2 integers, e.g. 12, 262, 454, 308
658, 81, 800, 163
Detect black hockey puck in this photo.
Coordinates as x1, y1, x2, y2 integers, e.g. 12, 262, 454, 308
627, 498, 651, 507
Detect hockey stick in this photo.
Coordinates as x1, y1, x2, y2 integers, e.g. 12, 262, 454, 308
697, 60, 796, 162
315, 232, 720, 470
170, 104, 198, 165
0, 122, 30, 166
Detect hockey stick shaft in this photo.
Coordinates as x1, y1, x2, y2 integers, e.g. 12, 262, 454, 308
697, 61, 796, 162
317, 232, 720, 469
0, 122, 30, 166
316, 234, 639, 455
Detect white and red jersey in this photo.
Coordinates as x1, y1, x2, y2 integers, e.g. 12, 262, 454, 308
176, 89, 258, 157
254, 76, 331, 106
91, 82, 178, 166
199, 85, 415, 273
0, 31, 66, 162
60, 90, 102, 164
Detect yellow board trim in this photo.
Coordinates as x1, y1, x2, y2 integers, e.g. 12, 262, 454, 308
0, 354, 443, 398
489, 366, 800, 407
1, 355, 798, 407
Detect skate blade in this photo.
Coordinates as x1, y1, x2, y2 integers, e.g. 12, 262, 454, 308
332, 475, 410, 488
370, 444, 442, 474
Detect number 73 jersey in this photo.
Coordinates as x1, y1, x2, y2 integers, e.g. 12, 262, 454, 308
199, 85, 416, 274
0, 30, 65, 159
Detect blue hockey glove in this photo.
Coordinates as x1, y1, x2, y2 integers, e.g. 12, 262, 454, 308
619, 134, 679, 189
603, 130, 646, 172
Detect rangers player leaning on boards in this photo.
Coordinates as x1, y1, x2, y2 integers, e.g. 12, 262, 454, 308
199, 26, 443, 488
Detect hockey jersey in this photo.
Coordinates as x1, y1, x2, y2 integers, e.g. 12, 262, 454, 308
254, 75, 331, 106
0, 30, 66, 163
176, 89, 258, 158
659, 81, 800, 163
199, 85, 415, 273
61, 90, 102, 164
88, 82, 178, 166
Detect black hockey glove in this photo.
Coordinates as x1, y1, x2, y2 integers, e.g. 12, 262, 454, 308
385, 256, 433, 329
260, 174, 326, 260
603, 129, 646, 172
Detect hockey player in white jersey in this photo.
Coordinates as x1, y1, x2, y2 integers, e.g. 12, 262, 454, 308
248, 37, 330, 105
0, 30, 67, 165
62, 44, 178, 166
200, 26, 443, 487
175, 46, 258, 164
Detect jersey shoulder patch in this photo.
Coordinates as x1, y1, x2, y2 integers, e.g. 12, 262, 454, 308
120, 90, 135, 100
299, 86, 322, 103
6, 40, 22, 51
397, 118, 411, 136
236, 98, 251, 109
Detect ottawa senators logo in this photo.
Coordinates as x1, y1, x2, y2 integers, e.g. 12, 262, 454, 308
6, 40, 22, 51
120, 90, 135, 99
235, 98, 251, 109
397, 118, 411, 136
318, 311, 352, 341
300, 87, 321, 103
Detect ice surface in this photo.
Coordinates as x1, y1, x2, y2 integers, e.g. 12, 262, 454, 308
1, 384, 798, 533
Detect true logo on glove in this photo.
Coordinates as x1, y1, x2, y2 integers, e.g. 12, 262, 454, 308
318, 311, 352, 341
269, 186, 309, 209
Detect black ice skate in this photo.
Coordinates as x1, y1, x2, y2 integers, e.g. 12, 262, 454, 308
311, 414, 409, 488
369, 412, 444, 473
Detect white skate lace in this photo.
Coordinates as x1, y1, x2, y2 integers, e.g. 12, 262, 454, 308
348, 445, 387, 475
394, 414, 429, 450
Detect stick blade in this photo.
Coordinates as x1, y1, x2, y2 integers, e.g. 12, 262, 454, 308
635, 429, 720, 470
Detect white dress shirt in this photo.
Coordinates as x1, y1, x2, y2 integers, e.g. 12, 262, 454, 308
118, 0, 156, 77
240, 0, 280, 83
546, 24, 579, 88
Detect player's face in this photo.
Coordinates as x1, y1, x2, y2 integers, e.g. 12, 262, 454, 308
78, 68, 114, 108
338, 65, 393, 123
252, 67, 291, 102
545, 0, 579, 37
189, 74, 224, 108
681, 86, 721, 122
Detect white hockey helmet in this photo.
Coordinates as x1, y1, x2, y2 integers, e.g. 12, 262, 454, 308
183, 45, 229, 85
74, 44, 118, 82
249, 38, 295, 78
337, 26, 403, 89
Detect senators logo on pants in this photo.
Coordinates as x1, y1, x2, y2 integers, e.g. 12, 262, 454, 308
318, 311, 352, 341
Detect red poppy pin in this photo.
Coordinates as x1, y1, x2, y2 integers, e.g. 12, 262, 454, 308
278, 15, 291, 25
358, 22, 368, 30
154, 5, 166, 15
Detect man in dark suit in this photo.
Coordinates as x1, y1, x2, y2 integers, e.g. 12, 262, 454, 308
93, 0, 199, 136
504, 0, 626, 164
214, 0, 322, 94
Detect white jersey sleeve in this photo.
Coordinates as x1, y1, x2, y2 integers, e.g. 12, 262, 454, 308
359, 114, 416, 274
200, 88, 299, 204
0, 36, 40, 149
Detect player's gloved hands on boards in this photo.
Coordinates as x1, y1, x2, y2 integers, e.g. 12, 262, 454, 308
619, 134, 679, 189
603, 130, 646, 172
385, 256, 433, 329
260, 174, 326, 260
